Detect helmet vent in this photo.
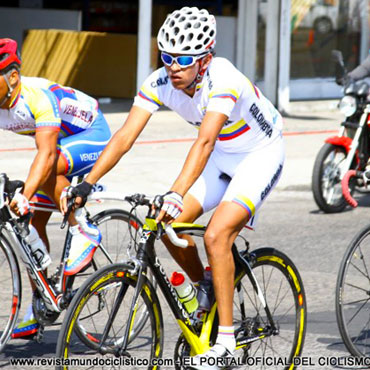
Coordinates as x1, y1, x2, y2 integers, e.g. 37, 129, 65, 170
187, 33, 194, 41
184, 22, 192, 30
194, 22, 201, 29
174, 27, 180, 35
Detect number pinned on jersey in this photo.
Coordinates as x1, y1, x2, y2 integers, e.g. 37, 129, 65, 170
92, 183, 106, 193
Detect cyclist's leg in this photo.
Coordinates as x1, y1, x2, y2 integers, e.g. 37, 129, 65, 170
162, 153, 227, 282
52, 113, 111, 275
191, 139, 285, 367
38, 111, 111, 213
205, 202, 249, 327
209, 138, 285, 329
36, 112, 111, 275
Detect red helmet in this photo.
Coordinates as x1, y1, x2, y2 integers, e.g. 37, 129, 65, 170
0, 38, 21, 72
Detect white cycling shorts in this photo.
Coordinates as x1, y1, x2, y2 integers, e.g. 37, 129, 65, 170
188, 137, 285, 228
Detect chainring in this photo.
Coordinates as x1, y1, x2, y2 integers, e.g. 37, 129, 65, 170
32, 291, 60, 326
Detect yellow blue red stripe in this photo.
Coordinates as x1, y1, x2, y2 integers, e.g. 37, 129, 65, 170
232, 195, 255, 218
219, 119, 250, 141
139, 87, 163, 107
57, 144, 74, 175
210, 89, 239, 103
9, 90, 21, 108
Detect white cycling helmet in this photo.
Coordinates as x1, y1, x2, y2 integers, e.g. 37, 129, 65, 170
157, 7, 216, 55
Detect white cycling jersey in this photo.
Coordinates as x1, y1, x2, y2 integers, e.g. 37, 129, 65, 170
134, 57, 283, 153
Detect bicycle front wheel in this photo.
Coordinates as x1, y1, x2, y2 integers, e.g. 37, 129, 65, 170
232, 247, 306, 369
0, 234, 21, 353
336, 224, 370, 357
56, 263, 163, 370
91, 208, 143, 267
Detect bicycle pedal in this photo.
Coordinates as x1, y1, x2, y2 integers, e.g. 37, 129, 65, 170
35, 325, 44, 343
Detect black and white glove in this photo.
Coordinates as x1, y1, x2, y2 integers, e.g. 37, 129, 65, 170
161, 191, 184, 220
60, 181, 93, 208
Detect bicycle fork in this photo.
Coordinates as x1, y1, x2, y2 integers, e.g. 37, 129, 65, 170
235, 252, 278, 346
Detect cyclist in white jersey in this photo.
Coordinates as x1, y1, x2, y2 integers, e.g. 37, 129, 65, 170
62, 7, 285, 369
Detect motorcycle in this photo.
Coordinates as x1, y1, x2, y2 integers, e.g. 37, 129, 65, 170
312, 50, 370, 213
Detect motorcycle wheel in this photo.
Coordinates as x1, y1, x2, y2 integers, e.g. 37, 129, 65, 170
312, 143, 354, 213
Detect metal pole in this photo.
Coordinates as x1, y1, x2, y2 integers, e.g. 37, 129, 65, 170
236, 0, 258, 82
264, 0, 280, 105
278, 0, 291, 114
137, 0, 152, 91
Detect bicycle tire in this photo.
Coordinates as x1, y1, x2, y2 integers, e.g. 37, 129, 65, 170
0, 233, 22, 353
312, 143, 352, 213
214, 247, 307, 369
74, 209, 155, 345
56, 263, 163, 370
336, 223, 370, 357
91, 208, 143, 267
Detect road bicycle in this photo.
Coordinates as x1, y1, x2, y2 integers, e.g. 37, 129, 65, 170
56, 192, 307, 370
0, 173, 146, 354
336, 221, 370, 357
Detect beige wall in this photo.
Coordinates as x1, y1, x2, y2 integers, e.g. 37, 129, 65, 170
21, 29, 158, 98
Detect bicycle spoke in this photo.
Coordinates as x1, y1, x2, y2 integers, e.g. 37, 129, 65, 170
337, 228, 370, 357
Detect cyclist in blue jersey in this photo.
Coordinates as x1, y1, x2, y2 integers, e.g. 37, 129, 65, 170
62, 7, 285, 369
0, 38, 111, 339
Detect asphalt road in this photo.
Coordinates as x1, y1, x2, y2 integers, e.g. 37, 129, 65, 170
1, 99, 368, 369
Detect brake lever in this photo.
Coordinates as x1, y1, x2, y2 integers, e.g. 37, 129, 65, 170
151, 194, 164, 240
156, 222, 164, 240
61, 198, 74, 229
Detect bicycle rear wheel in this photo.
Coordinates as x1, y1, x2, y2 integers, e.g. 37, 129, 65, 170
0, 234, 21, 353
336, 224, 370, 357
231, 247, 306, 369
56, 263, 163, 370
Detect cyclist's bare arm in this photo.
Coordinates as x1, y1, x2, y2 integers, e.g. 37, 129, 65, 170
157, 111, 227, 223
61, 106, 152, 213
10, 129, 58, 215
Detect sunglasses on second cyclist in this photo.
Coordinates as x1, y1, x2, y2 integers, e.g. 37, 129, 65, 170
161, 52, 208, 68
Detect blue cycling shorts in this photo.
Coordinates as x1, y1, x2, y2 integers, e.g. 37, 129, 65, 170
57, 110, 111, 177
30, 110, 111, 211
